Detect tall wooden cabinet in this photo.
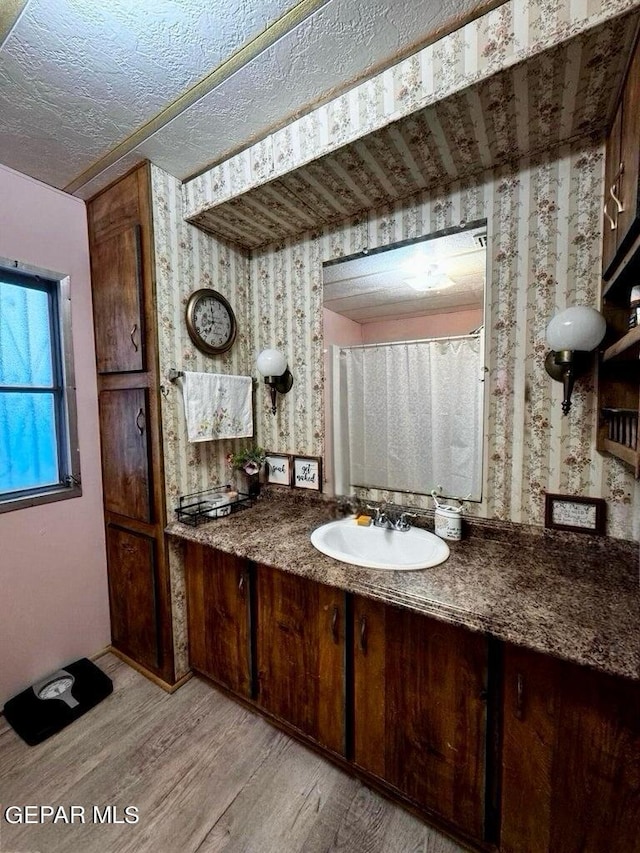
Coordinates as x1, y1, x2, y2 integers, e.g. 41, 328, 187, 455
88, 164, 175, 684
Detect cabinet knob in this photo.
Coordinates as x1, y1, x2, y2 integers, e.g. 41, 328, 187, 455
135, 408, 145, 435
130, 324, 139, 352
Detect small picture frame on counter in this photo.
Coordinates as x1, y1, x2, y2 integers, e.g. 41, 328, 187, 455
265, 453, 292, 486
293, 455, 322, 491
544, 493, 606, 535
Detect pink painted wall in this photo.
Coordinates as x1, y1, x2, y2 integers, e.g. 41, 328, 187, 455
361, 307, 483, 343
0, 164, 110, 706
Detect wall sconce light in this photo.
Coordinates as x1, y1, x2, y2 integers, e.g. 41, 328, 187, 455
256, 348, 293, 415
545, 306, 606, 415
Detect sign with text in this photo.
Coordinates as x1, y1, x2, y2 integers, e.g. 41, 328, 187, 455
265, 454, 291, 486
544, 493, 606, 535
293, 456, 322, 491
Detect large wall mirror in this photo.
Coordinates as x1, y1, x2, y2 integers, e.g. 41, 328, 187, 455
323, 221, 488, 503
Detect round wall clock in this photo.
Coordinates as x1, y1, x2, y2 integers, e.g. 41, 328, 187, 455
185, 288, 237, 356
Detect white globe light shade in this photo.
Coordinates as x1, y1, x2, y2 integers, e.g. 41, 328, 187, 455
546, 306, 606, 352
256, 348, 287, 377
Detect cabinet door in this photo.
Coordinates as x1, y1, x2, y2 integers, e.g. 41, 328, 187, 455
184, 543, 251, 698
617, 40, 640, 255
99, 388, 152, 523
255, 565, 345, 755
107, 525, 160, 672
353, 596, 488, 840
91, 225, 144, 374
501, 645, 640, 853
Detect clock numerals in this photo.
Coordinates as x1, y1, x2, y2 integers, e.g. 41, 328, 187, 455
186, 289, 237, 355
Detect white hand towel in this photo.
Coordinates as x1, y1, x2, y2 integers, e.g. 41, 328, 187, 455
182, 371, 253, 442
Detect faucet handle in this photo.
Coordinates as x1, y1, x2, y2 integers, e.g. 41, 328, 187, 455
396, 511, 417, 531
367, 504, 391, 525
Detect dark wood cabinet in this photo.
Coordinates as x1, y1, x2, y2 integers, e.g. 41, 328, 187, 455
90, 225, 145, 374
598, 34, 640, 477
106, 525, 160, 672
99, 388, 152, 522
180, 541, 640, 852
615, 40, 640, 259
501, 644, 640, 853
352, 595, 488, 840
184, 542, 252, 698
255, 565, 346, 756
88, 164, 175, 685
603, 36, 640, 278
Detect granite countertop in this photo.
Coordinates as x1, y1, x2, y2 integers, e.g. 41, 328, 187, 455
166, 491, 640, 681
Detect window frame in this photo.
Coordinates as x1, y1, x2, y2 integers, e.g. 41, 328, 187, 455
0, 256, 82, 512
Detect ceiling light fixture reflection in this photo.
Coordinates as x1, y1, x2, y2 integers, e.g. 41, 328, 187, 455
405, 264, 455, 292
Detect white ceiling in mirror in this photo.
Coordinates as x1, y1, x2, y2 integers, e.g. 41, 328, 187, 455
0, 0, 498, 196
323, 227, 486, 322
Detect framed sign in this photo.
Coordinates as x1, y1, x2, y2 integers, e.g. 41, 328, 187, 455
293, 455, 322, 491
544, 493, 606, 535
265, 453, 291, 486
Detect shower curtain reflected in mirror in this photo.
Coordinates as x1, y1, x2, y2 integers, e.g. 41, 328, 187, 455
334, 335, 483, 500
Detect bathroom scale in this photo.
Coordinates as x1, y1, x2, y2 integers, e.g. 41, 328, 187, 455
3, 657, 113, 745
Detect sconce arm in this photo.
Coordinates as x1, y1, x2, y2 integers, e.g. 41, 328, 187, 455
544, 349, 592, 416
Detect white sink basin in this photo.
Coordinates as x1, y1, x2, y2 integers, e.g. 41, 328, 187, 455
310, 517, 449, 571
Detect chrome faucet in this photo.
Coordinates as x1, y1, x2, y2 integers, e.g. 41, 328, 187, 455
367, 503, 387, 527
367, 504, 416, 531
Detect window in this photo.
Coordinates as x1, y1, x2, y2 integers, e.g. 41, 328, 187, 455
0, 258, 81, 511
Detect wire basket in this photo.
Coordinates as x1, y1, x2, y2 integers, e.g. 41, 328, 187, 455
175, 485, 252, 526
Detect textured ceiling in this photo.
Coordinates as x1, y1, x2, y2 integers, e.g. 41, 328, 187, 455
0, 0, 498, 197
188, 13, 638, 248
323, 227, 486, 322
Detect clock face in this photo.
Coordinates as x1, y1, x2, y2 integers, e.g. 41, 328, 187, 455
38, 676, 74, 700
186, 289, 237, 355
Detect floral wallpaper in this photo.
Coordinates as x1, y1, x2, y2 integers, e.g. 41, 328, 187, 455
249, 141, 639, 541
183, 0, 639, 227
151, 140, 639, 679
151, 165, 251, 676
187, 15, 635, 249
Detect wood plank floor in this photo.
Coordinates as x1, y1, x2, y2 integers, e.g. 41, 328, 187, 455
0, 654, 467, 853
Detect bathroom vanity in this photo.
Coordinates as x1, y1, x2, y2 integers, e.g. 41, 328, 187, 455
167, 492, 640, 853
